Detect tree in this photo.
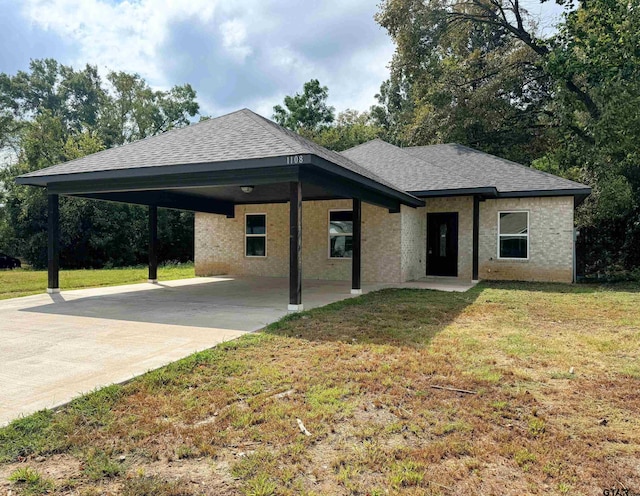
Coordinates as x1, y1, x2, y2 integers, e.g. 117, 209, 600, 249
273, 81, 380, 151
373, 0, 554, 163
0, 59, 200, 268
300, 109, 383, 152
101, 71, 198, 147
538, 0, 640, 274
273, 79, 335, 132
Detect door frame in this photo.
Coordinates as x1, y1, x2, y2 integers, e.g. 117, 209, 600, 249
426, 212, 459, 277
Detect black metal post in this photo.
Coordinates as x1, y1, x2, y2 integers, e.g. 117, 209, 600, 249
47, 193, 60, 293
351, 198, 362, 294
149, 205, 158, 283
472, 195, 480, 281
289, 181, 302, 310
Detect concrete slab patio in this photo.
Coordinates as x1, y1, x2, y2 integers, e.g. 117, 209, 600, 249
0, 276, 362, 426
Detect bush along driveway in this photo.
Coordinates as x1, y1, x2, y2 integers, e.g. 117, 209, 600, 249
1, 282, 639, 495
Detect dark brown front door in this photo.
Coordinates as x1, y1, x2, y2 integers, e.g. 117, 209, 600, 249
427, 212, 458, 277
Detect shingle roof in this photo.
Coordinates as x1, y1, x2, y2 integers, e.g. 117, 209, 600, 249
19, 109, 411, 198
341, 139, 482, 192
403, 143, 589, 194
19, 108, 589, 201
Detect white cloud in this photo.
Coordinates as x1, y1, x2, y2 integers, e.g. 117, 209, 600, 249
21, 0, 217, 80
219, 19, 252, 62
16, 0, 397, 116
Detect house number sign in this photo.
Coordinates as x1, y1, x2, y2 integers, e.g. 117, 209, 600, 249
286, 155, 306, 165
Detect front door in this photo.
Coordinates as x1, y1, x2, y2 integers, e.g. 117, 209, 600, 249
427, 212, 458, 277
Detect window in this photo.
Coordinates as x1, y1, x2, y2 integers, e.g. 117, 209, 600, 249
498, 211, 529, 259
245, 214, 266, 257
329, 210, 353, 258
439, 223, 448, 257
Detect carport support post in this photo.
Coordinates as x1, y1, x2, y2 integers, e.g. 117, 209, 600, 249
47, 193, 60, 294
148, 205, 158, 283
472, 195, 480, 282
351, 198, 362, 295
289, 181, 303, 312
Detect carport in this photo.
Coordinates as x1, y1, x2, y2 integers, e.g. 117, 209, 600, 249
16, 109, 423, 309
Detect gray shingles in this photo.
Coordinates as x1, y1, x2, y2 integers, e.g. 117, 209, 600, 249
20, 108, 588, 198
21, 109, 300, 178
20, 109, 413, 199
404, 143, 589, 193
341, 139, 482, 191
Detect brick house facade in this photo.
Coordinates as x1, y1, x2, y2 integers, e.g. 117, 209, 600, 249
195, 195, 575, 284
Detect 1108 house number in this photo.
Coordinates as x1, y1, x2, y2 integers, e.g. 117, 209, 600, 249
286, 155, 306, 165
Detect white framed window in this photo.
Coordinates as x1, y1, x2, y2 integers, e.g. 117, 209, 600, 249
498, 211, 529, 260
245, 213, 267, 257
328, 209, 353, 259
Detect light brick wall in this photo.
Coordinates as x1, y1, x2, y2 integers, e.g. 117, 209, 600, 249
194, 195, 575, 284
478, 196, 574, 283
195, 200, 404, 283
426, 196, 474, 280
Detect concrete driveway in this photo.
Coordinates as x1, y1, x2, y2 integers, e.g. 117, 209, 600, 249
0, 276, 357, 426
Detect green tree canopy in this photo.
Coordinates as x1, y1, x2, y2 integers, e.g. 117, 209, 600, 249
300, 109, 382, 152
274, 81, 381, 151
273, 79, 335, 132
0, 59, 199, 268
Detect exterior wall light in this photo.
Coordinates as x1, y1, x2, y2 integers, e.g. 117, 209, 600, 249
240, 186, 254, 194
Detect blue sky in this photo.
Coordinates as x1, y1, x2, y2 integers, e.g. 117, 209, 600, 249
0, 0, 566, 119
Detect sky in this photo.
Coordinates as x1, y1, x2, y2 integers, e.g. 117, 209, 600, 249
0, 0, 566, 120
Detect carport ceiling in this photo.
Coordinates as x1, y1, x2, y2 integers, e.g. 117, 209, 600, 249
80, 182, 343, 205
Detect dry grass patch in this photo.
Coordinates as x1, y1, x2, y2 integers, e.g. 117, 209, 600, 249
1, 282, 639, 495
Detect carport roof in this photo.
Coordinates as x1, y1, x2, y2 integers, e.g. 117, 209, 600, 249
17, 109, 423, 211
18, 110, 409, 193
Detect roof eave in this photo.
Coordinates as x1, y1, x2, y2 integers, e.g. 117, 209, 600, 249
409, 186, 592, 207
15, 154, 301, 188
410, 187, 498, 198
498, 188, 592, 206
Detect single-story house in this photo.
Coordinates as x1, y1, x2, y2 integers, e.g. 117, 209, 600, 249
16, 109, 590, 310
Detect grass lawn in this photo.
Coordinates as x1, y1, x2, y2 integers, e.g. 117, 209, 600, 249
1, 282, 639, 495
0, 263, 195, 300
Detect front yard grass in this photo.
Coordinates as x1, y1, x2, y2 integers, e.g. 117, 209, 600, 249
0, 263, 195, 300
1, 281, 639, 495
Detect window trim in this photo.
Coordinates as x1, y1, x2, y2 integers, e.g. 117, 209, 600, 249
328, 208, 353, 260
245, 212, 267, 258
497, 210, 529, 261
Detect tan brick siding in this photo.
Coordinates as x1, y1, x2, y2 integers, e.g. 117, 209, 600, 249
195, 196, 575, 284
478, 197, 574, 283
195, 200, 404, 283
426, 197, 474, 280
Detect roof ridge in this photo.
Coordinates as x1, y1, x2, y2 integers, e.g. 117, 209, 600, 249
341, 137, 387, 154
241, 110, 309, 155
381, 141, 480, 186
